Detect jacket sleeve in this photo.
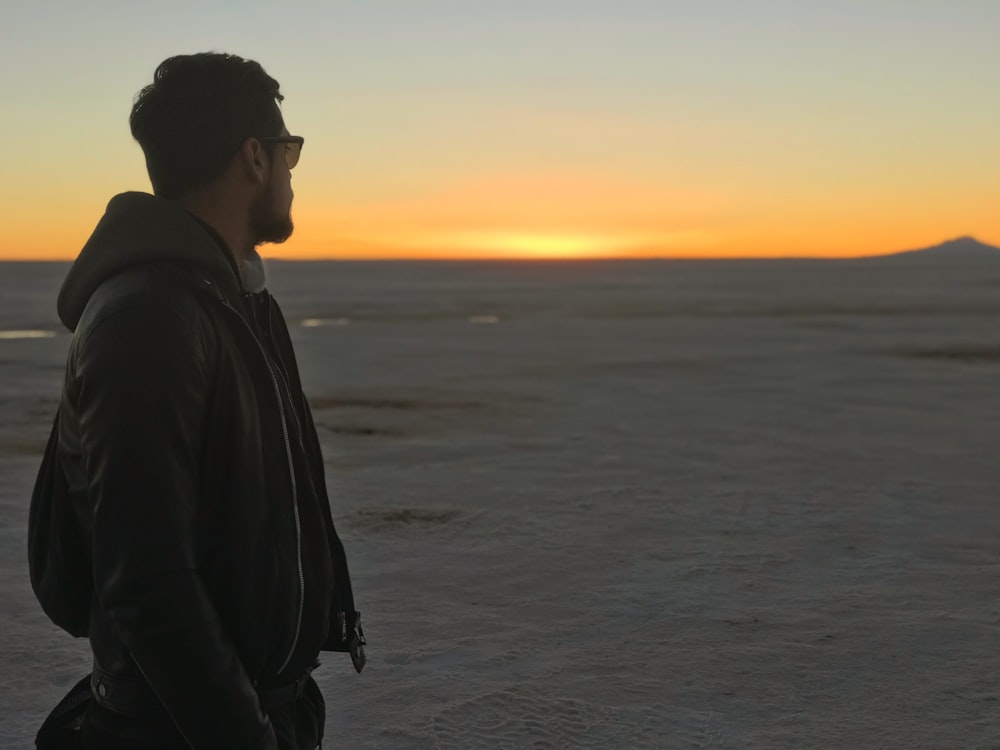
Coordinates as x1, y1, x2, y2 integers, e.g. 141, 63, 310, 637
74, 292, 276, 750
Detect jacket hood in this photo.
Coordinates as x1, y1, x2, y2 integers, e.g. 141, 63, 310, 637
58, 192, 240, 331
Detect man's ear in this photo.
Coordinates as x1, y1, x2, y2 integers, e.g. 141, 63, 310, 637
236, 137, 269, 185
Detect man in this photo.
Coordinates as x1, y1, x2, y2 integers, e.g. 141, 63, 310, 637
29, 53, 365, 749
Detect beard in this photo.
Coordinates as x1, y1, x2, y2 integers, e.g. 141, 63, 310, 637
250, 182, 293, 245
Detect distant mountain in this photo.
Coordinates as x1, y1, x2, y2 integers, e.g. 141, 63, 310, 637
878, 236, 1000, 260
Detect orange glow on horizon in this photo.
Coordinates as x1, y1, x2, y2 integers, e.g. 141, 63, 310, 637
6, 225, 1000, 262
1, 173, 997, 262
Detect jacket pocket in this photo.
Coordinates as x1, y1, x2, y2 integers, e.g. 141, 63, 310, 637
90, 667, 171, 722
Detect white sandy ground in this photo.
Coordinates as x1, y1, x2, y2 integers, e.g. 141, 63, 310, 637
3, 257, 1000, 748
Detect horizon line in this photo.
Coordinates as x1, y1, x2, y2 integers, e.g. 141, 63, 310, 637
4, 236, 997, 264
4, 252, 1000, 264
0, 254, 919, 263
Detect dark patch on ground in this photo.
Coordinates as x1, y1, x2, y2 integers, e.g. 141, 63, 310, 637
321, 424, 402, 437
724, 617, 760, 627
309, 394, 487, 438
0, 438, 48, 455
899, 348, 1000, 363
310, 396, 482, 411
585, 306, 1000, 320
345, 507, 468, 532
794, 319, 858, 331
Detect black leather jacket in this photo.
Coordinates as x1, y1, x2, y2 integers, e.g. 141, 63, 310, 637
54, 193, 362, 749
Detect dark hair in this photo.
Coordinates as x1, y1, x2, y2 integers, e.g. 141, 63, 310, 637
129, 53, 285, 198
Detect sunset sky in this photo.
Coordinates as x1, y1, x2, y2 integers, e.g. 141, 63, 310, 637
2, 1, 998, 260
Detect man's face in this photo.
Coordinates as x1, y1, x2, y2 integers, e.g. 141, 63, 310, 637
250, 130, 295, 245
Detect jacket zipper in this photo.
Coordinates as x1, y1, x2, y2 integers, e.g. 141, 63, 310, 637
217, 290, 305, 679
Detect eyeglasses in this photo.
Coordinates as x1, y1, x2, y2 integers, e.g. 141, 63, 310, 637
258, 135, 304, 169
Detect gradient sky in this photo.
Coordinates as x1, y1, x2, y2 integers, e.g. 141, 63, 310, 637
2, 1, 998, 260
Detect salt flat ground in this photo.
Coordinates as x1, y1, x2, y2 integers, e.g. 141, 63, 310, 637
2, 257, 1000, 749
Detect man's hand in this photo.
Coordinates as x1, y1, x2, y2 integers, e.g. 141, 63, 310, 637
332, 611, 366, 673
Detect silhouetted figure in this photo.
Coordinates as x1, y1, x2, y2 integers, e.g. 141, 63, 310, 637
29, 52, 365, 750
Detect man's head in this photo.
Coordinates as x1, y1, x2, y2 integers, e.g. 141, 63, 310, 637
130, 53, 301, 247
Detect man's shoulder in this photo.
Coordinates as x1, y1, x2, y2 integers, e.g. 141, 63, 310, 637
76, 262, 220, 341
